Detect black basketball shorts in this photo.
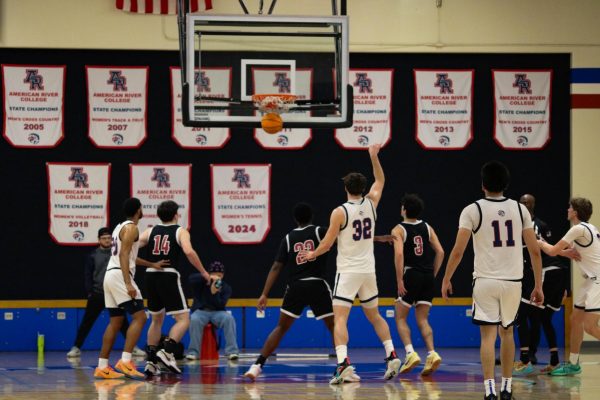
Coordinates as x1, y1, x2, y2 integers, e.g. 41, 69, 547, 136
397, 268, 435, 307
281, 278, 333, 320
542, 268, 567, 311
145, 269, 189, 315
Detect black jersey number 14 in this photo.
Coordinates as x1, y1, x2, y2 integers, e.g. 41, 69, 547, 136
152, 235, 171, 255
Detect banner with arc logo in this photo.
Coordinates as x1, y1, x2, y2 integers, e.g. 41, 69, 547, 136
47, 162, 110, 246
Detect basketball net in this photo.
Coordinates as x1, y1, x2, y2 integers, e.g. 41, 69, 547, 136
252, 94, 297, 114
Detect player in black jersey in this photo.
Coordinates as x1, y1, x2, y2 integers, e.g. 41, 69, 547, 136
244, 203, 338, 381
514, 194, 572, 375
138, 200, 210, 375
391, 194, 445, 376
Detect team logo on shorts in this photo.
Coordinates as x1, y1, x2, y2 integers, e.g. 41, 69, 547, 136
517, 135, 529, 147
151, 168, 171, 188
27, 133, 40, 144
357, 135, 369, 146
439, 135, 450, 146
434, 73, 453, 94
196, 71, 210, 93
513, 74, 532, 94
353, 73, 373, 94
69, 167, 89, 188
24, 69, 44, 90
107, 70, 127, 91
72, 230, 85, 241
112, 134, 124, 145
277, 135, 289, 146
273, 73, 291, 93
232, 168, 251, 188
498, 210, 505, 217
195, 134, 208, 145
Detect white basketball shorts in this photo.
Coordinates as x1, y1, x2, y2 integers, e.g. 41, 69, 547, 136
472, 277, 521, 328
332, 272, 378, 308
574, 278, 600, 313
103, 268, 142, 309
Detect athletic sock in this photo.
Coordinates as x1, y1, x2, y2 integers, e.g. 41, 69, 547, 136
98, 358, 109, 369
520, 349, 530, 364
147, 345, 159, 362
569, 353, 579, 365
550, 350, 559, 366
405, 344, 414, 355
121, 351, 132, 363
501, 377, 512, 393
484, 379, 496, 396
336, 345, 348, 364
383, 340, 395, 358
164, 337, 178, 354
256, 355, 267, 367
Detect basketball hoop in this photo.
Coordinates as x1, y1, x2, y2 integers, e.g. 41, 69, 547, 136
252, 94, 297, 114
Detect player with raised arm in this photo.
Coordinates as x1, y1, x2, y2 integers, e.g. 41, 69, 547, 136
441, 161, 543, 400
299, 144, 401, 384
538, 197, 600, 376
392, 194, 445, 375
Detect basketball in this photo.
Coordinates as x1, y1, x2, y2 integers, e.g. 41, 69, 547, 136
261, 113, 283, 134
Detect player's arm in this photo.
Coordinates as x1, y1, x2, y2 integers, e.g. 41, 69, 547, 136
118, 224, 138, 298
365, 144, 384, 208
135, 257, 169, 270
441, 228, 471, 299
257, 261, 285, 311
179, 228, 210, 282
300, 208, 345, 261
137, 227, 152, 248
374, 234, 395, 244
539, 225, 583, 257
524, 227, 544, 305
392, 225, 407, 297
429, 226, 445, 278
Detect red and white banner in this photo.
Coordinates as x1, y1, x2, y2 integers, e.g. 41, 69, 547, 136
130, 164, 192, 233
170, 67, 231, 148
47, 162, 110, 246
115, 0, 212, 14
335, 69, 393, 149
211, 164, 271, 244
2, 64, 65, 148
493, 69, 552, 150
252, 68, 313, 149
414, 69, 474, 150
86, 66, 148, 148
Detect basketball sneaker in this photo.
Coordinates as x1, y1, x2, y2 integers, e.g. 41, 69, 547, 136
244, 364, 262, 381
344, 372, 361, 383
144, 361, 161, 377
66, 346, 81, 358
500, 390, 512, 400
540, 363, 560, 374
549, 362, 581, 376
115, 359, 145, 380
94, 365, 125, 379
383, 351, 401, 380
156, 349, 182, 374
329, 358, 355, 385
484, 394, 498, 400
400, 351, 421, 373
512, 361, 534, 376
421, 351, 442, 376
132, 346, 146, 358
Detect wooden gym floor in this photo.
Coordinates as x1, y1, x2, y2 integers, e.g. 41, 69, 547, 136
0, 348, 598, 399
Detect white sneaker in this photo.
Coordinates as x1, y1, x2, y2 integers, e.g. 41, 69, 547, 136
156, 349, 182, 374
244, 364, 262, 381
144, 361, 161, 376
185, 353, 198, 361
228, 353, 239, 361
343, 372, 361, 382
66, 346, 81, 358
132, 346, 146, 358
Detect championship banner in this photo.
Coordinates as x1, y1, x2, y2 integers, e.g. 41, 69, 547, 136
2, 64, 65, 148
252, 68, 313, 149
493, 69, 552, 150
130, 164, 192, 233
86, 66, 148, 148
170, 67, 231, 149
414, 69, 474, 149
335, 69, 393, 149
211, 164, 271, 244
47, 162, 110, 246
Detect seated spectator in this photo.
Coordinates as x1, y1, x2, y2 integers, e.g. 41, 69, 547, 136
185, 261, 239, 360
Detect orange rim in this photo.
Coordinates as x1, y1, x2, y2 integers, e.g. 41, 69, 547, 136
251, 94, 297, 103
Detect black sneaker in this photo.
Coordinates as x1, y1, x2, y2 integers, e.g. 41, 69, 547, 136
329, 358, 355, 385
156, 349, 182, 374
484, 394, 498, 400
500, 390, 513, 400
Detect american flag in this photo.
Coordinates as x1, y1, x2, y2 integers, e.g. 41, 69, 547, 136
115, 0, 213, 14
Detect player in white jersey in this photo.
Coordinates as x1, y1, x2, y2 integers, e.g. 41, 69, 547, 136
538, 197, 600, 376
95, 198, 168, 380
299, 144, 401, 384
442, 161, 543, 400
